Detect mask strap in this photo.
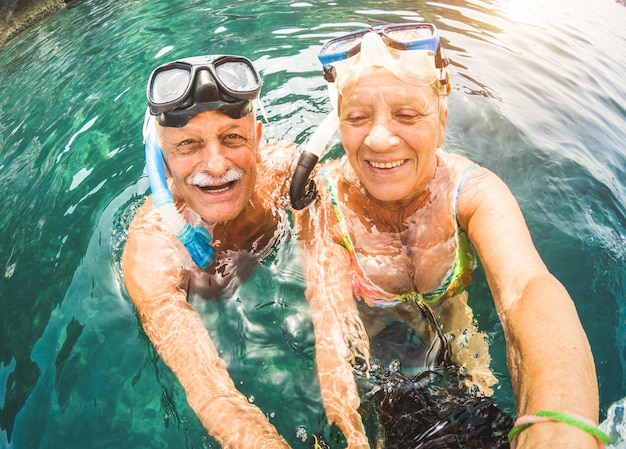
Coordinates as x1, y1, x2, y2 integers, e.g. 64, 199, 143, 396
143, 111, 216, 269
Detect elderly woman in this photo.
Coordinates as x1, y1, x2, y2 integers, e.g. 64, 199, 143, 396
293, 23, 603, 449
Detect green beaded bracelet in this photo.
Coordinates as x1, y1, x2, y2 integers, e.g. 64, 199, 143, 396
507, 410, 609, 448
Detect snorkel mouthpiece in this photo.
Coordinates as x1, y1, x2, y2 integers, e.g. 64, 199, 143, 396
144, 113, 216, 269
177, 224, 216, 270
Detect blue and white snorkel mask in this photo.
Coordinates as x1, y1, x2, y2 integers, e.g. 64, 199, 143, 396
289, 23, 450, 210
143, 55, 262, 269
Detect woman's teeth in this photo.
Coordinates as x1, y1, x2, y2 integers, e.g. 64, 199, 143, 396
369, 160, 405, 169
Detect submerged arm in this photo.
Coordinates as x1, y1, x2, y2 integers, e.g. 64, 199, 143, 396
460, 168, 599, 449
295, 200, 371, 449
122, 207, 290, 449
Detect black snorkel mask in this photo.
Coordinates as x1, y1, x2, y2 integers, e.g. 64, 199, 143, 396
147, 55, 262, 127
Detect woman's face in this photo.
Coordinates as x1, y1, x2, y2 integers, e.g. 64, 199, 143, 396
338, 67, 447, 204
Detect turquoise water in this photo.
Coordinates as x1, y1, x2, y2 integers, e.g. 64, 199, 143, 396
0, 0, 625, 447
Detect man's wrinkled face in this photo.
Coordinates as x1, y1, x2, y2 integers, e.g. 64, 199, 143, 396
157, 110, 262, 224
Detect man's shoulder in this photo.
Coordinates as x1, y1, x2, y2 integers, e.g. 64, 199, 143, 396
127, 197, 170, 237
257, 141, 296, 201
259, 140, 297, 171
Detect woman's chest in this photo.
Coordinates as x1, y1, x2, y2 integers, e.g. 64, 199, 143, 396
345, 196, 458, 295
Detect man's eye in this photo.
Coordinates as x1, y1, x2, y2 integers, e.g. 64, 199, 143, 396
173, 139, 200, 155
223, 134, 246, 146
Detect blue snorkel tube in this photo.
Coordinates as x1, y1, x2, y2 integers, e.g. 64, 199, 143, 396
143, 112, 216, 269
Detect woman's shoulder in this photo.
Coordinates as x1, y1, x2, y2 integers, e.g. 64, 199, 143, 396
314, 156, 350, 180
438, 151, 476, 174
437, 151, 505, 189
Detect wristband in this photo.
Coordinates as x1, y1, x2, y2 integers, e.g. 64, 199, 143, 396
508, 410, 609, 449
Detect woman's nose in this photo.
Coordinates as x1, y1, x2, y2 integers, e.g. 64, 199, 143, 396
364, 124, 400, 150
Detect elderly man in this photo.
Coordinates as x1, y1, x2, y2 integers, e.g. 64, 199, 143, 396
122, 55, 295, 449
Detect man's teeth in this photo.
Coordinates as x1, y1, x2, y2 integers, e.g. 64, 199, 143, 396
200, 184, 231, 193
369, 160, 404, 169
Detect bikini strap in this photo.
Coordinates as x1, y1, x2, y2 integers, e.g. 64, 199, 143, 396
320, 168, 356, 254
454, 164, 479, 224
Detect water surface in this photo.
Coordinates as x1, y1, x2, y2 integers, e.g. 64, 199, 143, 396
1, 0, 625, 447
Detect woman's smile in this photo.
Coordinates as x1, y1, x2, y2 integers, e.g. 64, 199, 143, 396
367, 159, 407, 169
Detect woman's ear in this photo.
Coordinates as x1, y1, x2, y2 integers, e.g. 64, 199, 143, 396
438, 109, 448, 147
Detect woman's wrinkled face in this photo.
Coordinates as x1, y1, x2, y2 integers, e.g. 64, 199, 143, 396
338, 67, 447, 204
157, 110, 262, 224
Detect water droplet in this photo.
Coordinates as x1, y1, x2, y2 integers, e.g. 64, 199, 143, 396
296, 425, 308, 442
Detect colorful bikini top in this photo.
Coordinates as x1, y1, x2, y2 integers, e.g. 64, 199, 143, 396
322, 164, 478, 308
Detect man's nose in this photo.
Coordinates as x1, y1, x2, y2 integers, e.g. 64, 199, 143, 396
202, 138, 229, 174
364, 124, 400, 151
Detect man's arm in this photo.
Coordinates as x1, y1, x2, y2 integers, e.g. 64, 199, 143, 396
122, 206, 290, 449
460, 168, 599, 449
295, 201, 371, 449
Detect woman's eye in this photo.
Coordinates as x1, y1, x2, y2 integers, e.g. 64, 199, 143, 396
345, 113, 369, 124
395, 110, 420, 120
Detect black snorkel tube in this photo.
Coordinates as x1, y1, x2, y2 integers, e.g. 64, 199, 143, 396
289, 113, 339, 210
290, 151, 320, 210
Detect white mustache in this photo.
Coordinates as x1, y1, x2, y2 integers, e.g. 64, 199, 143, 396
186, 167, 244, 187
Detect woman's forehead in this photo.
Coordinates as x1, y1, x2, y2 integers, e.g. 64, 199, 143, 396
342, 70, 435, 104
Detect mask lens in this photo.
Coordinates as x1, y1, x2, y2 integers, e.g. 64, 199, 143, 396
385, 27, 433, 44
215, 61, 259, 94
322, 34, 362, 56
150, 67, 192, 104
383, 24, 438, 52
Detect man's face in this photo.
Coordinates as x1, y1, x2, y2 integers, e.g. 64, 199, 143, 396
156, 110, 262, 224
